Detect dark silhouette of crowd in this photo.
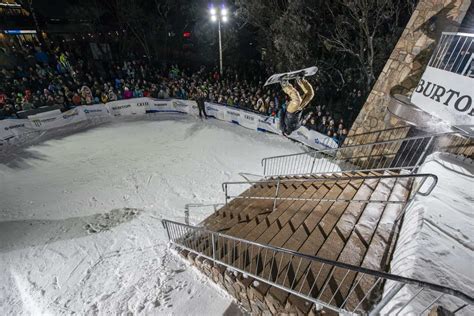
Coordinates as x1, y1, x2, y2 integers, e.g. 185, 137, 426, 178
0, 44, 352, 145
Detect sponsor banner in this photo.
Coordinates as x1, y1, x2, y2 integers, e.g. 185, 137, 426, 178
257, 116, 281, 134
411, 66, 474, 126
81, 104, 110, 118
107, 98, 147, 117
205, 102, 226, 120
28, 108, 86, 130
172, 99, 199, 115
288, 126, 338, 150
0, 119, 33, 142
148, 99, 175, 113
1, 97, 337, 151
204, 102, 282, 134
239, 112, 260, 130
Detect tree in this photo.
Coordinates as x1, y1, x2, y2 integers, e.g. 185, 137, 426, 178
320, 0, 417, 90
235, 0, 417, 104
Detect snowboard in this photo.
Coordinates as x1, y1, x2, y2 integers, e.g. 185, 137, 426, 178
264, 66, 318, 86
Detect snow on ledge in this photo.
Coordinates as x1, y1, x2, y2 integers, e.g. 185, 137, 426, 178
382, 152, 474, 314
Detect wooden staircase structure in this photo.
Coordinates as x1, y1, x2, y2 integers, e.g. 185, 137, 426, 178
162, 132, 473, 315
199, 172, 416, 313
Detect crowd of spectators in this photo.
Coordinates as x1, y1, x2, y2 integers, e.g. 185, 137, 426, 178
0, 44, 352, 145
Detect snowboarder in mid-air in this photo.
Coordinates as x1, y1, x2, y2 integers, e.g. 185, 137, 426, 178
264, 66, 317, 136
280, 78, 315, 135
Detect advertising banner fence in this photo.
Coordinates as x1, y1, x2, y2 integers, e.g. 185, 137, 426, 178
1, 97, 337, 151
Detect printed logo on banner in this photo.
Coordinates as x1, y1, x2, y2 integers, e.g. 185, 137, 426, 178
62, 110, 79, 119
136, 101, 149, 107
296, 130, 309, 140
258, 118, 272, 126
411, 66, 474, 126
31, 117, 56, 127
153, 103, 168, 107
4, 123, 26, 131
244, 114, 255, 121
111, 104, 131, 110
206, 106, 219, 112
84, 109, 103, 114
314, 138, 331, 148
227, 110, 240, 117
173, 101, 188, 108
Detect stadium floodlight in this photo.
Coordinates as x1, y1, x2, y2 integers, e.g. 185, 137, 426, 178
209, 4, 230, 75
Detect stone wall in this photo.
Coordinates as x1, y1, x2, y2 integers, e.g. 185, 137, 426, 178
178, 248, 324, 315
349, 0, 472, 139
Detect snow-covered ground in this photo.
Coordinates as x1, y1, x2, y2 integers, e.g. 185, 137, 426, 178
384, 153, 474, 314
0, 115, 303, 315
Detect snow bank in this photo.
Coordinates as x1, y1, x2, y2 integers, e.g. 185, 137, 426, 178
0, 115, 303, 315
383, 153, 474, 314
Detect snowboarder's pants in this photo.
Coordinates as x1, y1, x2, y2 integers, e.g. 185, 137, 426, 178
280, 110, 302, 135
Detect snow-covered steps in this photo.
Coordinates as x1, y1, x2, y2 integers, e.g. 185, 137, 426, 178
174, 171, 431, 314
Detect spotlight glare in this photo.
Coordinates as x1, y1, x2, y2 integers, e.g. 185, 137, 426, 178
222, 15, 228, 23
221, 8, 228, 16
210, 7, 216, 15
211, 15, 217, 22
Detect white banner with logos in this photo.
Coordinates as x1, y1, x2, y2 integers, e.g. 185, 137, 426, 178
1, 97, 337, 151
287, 126, 338, 150
82, 104, 110, 118
148, 99, 175, 113
411, 66, 474, 126
0, 119, 35, 142
171, 99, 199, 115
107, 98, 147, 117
204, 102, 337, 150
28, 108, 87, 130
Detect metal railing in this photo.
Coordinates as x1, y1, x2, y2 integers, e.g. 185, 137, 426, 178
429, 32, 474, 77
184, 203, 225, 225
162, 220, 473, 315
261, 133, 446, 177
222, 174, 437, 214
343, 126, 412, 147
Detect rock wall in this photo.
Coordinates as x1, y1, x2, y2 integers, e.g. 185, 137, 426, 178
349, 0, 472, 139
178, 248, 324, 315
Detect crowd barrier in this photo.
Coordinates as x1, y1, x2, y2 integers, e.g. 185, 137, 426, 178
0, 98, 337, 151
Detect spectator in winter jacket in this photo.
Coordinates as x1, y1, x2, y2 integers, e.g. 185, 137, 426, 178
123, 87, 133, 99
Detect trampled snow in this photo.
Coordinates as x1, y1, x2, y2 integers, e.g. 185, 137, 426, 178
0, 115, 304, 315
383, 153, 474, 315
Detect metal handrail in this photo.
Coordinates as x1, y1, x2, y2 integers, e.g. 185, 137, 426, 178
342, 126, 412, 147
162, 219, 474, 314
263, 132, 451, 163
261, 133, 466, 177
222, 174, 438, 211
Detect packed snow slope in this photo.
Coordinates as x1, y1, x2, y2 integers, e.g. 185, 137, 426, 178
0, 115, 303, 315
385, 153, 474, 314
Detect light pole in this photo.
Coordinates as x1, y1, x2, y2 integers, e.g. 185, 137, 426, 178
210, 5, 228, 75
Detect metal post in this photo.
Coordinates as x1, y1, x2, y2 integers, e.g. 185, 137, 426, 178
310, 156, 317, 174
211, 233, 217, 260
224, 184, 228, 205
273, 180, 281, 212
218, 19, 223, 75
411, 136, 435, 174
369, 283, 405, 316
184, 206, 189, 225
163, 221, 171, 240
